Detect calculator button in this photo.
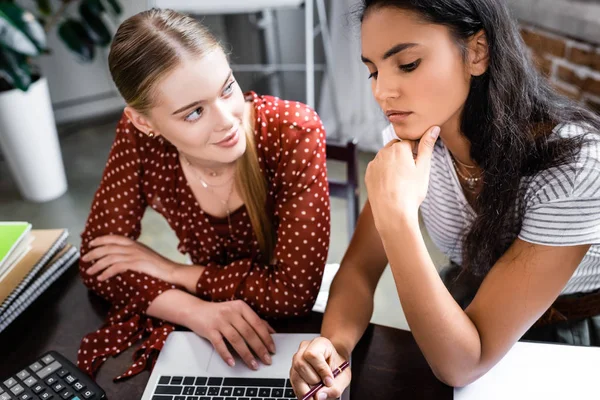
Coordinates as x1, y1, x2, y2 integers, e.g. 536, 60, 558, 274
81, 389, 94, 399
45, 377, 57, 386
0, 393, 11, 400
10, 384, 25, 395
73, 382, 86, 392
64, 375, 77, 385
52, 383, 65, 393
29, 362, 43, 373
41, 355, 55, 365
3, 378, 17, 388
23, 376, 37, 387
40, 392, 53, 399
56, 369, 68, 379
60, 389, 74, 399
19, 393, 32, 400
32, 384, 45, 394
37, 361, 62, 379
0, 387, 3, 394
16, 370, 30, 380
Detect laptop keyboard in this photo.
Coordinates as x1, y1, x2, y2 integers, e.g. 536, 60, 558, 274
151, 376, 297, 400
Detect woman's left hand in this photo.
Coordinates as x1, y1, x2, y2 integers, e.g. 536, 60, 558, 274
365, 126, 440, 230
82, 235, 180, 283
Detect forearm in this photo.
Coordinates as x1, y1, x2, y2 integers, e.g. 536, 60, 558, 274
172, 264, 206, 294
320, 269, 376, 359
380, 214, 482, 386
146, 288, 206, 328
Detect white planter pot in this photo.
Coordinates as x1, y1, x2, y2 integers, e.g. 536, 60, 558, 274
0, 77, 67, 202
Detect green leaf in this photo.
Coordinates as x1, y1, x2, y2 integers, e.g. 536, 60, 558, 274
102, 0, 122, 16
82, 0, 105, 15
0, 46, 32, 91
35, 0, 52, 17
0, 9, 38, 56
58, 19, 95, 62
79, 1, 111, 46
0, 2, 47, 51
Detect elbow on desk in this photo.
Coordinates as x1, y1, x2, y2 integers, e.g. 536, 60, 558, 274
432, 364, 485, 388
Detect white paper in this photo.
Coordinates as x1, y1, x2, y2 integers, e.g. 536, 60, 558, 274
454, 341, 600, 399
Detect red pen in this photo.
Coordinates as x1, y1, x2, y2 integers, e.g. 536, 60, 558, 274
301, 361, 350, 400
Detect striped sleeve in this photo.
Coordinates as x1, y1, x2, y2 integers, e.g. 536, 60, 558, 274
519, 132, 600, 246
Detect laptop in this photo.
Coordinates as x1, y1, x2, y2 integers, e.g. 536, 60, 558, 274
142, 331, 351, 400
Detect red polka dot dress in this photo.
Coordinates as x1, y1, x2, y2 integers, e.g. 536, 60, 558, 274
77, 92, 331, 380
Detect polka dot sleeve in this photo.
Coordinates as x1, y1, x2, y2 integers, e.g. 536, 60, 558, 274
79, 116, 176, 309
77, 117, 178, 379
196, 100, 331, 318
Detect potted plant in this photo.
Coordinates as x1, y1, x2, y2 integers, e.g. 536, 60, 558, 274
0, 0, 121, 202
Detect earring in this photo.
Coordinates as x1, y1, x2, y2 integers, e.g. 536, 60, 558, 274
147, 131, 155, 138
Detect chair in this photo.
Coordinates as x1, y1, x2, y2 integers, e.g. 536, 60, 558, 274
151, 0, 340, 122
326, 138, 360, 240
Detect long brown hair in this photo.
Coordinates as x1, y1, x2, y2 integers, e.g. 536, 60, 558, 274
108, 8, 275, 262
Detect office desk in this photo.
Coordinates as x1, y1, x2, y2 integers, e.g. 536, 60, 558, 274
0, 267, 451, 399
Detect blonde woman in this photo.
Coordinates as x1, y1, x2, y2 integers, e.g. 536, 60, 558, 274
78, 9, 330, 380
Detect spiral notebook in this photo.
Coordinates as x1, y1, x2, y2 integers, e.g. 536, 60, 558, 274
0, 222, 32, 276
0, 244, 79, 333
0, 229, 78, 333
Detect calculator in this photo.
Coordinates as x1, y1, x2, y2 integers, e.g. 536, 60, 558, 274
0, 351, 106, 400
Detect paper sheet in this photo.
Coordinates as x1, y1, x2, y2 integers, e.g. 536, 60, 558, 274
454, 341, 600, 399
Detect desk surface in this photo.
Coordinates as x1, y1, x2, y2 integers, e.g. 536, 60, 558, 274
0, 267, 451, 399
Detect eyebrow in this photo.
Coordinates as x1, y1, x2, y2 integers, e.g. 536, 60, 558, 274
171, 70, 234, 115
360, 42, 418, 64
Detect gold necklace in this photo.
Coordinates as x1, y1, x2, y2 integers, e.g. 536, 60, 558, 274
182, 155, 236, 240
450, 156, 482, 192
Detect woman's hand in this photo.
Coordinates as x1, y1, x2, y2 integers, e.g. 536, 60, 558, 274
185, 299, 277, 370
365, 126, 440, 231
82, 235, 183, 284
290, 337, 351, 400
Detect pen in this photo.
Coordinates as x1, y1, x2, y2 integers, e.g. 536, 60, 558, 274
301, 360, 350, 400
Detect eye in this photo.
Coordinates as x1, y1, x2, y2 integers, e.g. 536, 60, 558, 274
185, 107, 203, 122
368, 71, 378, 80
400, 59, 421, 73
223, 80, 235, 96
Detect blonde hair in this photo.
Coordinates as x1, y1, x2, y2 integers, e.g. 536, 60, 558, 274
108, 9, 275, 262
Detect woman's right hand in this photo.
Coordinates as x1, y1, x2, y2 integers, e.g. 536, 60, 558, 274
290, 337, 351, 400
185, 299, 276, 370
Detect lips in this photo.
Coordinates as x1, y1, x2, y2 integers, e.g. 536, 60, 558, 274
214, 127, 241, 148
216, 129, 237, 145
385, 109, 412, 123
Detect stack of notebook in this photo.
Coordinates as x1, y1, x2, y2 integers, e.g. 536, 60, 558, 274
0, 222, 79, 334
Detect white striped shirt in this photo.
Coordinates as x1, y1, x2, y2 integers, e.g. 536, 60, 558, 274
382, 123, 600, 294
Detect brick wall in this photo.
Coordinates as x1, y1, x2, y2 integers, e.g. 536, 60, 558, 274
520, 25, 600, 114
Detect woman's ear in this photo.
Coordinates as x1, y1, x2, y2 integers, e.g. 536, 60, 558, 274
467, 30, 489, 77
124, 106, 161, 138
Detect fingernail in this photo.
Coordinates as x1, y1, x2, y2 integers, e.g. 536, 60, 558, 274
324, 377, 334, 387
264, 354, 272, 364
318, 392, 328, 400
251, 360, 259, 370
269, 344, 276, 353
227, 358, 235, 367
430, 126, 441, 139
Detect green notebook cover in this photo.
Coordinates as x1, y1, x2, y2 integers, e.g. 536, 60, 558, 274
0, 222, 32, 269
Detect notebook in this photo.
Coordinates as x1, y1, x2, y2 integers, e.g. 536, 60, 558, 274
0, 222, 32, 276
454, 341, 600, 399
0, 244, 79, 333
0, 229, 69, 310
